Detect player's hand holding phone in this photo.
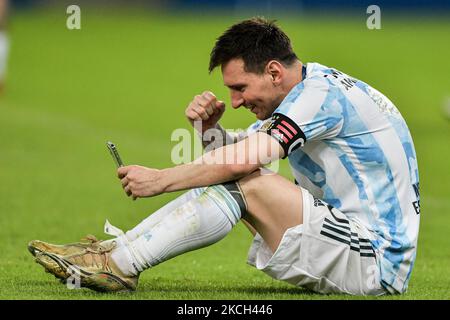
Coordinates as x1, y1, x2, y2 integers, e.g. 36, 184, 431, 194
107, 141, 163, 200
117, 165, 163, 200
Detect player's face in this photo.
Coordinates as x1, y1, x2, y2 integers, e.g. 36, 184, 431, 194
222, 59, 283, 120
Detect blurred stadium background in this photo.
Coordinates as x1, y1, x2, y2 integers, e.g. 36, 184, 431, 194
0, 0, 449, 299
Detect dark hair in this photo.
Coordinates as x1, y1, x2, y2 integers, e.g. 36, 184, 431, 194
209, 17, 298, 74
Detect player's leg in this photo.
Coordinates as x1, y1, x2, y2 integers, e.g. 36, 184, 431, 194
0, 0, 9, 92
239, 168, 303, 253
104, 168, 303, 278
28, 188, 204, 257
110, 168, 303, 274
108, 171, 385, 296
109, 181, 246, 276
30, 186, 236, 259
34, 182, 247, 291
35, 168, 304, 292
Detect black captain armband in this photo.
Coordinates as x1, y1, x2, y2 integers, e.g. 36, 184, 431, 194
259, 113, 306, 158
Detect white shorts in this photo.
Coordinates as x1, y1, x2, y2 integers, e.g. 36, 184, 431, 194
247, 187, 387, 296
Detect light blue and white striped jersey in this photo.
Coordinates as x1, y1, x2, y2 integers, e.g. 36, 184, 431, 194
244, 62, 420, 294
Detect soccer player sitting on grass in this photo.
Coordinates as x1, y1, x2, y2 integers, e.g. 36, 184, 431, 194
29, 17, 420, 295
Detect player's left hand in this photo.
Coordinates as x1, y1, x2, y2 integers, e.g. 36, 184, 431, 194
117, 165, 163, 200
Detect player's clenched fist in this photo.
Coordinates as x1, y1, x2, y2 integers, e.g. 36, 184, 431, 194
185, 91, 225, 133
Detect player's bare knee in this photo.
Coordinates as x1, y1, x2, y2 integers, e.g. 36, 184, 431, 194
237, 169, 263, 198
238, 168, 284, 197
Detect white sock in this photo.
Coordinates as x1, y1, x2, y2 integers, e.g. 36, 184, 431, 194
111, 184, 243, 276
102, 188, 205, 274
125, 188, 205, 242
101, 188, 204, 247
0, 32, 9, 81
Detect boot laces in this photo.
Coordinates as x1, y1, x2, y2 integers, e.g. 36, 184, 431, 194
69, 241, 116, 273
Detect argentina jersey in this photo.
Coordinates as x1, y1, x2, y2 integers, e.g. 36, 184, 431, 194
253, 62, 420, 294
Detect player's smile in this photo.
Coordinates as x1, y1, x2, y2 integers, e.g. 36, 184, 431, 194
245, 104, 257, 113
244, 103, 262, 118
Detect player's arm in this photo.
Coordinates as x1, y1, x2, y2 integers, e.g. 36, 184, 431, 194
167, 131, 284, 190
118, 131, 284, 199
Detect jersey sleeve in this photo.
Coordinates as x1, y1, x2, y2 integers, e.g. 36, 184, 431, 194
259, 77, 344, 158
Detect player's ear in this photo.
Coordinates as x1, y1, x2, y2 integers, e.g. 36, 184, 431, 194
266, 60, 283, 86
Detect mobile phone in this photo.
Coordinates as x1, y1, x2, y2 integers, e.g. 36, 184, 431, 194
106, 141, 124, 168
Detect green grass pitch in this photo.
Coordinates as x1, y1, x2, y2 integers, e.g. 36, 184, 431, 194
0, 8, 449, 300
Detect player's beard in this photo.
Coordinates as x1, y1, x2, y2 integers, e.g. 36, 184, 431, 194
250, 102, 278, 120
